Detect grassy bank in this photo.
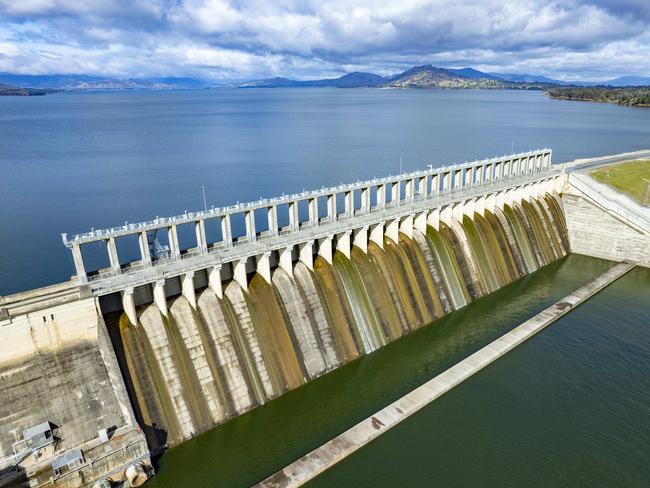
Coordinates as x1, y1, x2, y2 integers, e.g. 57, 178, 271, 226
590, 159, 650, 205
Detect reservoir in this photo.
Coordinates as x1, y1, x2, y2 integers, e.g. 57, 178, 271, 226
140, 254, 648, 487
2, 88, 650, 294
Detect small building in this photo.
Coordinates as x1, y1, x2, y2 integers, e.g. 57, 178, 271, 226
52, 449, 84, 477
12, 421, 56, 455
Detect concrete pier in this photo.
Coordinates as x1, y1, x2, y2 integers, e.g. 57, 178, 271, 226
255, 262, 634, 488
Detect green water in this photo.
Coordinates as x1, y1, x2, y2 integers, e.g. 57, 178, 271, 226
309, 265, 650, 488
144, 254, 620, 487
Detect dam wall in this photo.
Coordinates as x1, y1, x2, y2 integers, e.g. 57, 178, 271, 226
101, 187, 570, 451
562, 173, 650, 266
1, 149, 570, 486
75, 149, 568, 451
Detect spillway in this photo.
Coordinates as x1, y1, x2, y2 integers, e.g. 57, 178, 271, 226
6, 148, 592, 488
106, 195, 569, 449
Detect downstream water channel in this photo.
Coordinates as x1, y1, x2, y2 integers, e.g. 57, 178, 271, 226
143, 254, 643, 487
309, 264, 650, 487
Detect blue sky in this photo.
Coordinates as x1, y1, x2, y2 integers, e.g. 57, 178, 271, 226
0, 0, 649, 81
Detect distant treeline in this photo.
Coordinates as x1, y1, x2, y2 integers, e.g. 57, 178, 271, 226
546, 86, 650, 107
0, 84, 53, 96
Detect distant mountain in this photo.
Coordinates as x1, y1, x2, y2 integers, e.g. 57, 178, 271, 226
0, 74, 103, 89
237, 65, 559, 90
237, 72, 386, 88
448, 67, 504, 81
0, 74, 213, 91
0, 83, 52, 96
599, 76, 650, 87
305, 72, 387, 88
137, 77, 214, 89
236, 77, 303, 88
383, 65, 507, 89
492, 73, 565, 84
3, 67, 648, 93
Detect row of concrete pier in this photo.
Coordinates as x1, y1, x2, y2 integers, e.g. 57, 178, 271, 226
61, 150, 553, 325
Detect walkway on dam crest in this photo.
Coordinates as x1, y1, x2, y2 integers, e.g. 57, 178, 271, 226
60, 149, 554, 298
255, 262, 635, 488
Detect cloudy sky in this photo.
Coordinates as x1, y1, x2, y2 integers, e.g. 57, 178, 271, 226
0, 0, 649, 81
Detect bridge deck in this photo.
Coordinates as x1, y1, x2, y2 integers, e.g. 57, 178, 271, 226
88, 168, 559, 296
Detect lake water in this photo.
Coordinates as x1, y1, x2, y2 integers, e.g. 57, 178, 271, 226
2, 88, 650, 294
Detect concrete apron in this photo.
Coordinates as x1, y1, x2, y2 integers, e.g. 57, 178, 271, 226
255, 262, 635, 488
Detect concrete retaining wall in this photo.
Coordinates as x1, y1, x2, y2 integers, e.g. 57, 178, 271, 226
563, 174, 650, 266
0, 298, 123, 457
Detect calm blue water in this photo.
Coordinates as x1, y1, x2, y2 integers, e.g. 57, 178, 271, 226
2, 88, 650, 294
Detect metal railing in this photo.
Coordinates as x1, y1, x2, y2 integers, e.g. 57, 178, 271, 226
87, 167, 560, 296
63, 149, 551, 247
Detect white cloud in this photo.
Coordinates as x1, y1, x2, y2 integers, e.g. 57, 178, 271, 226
0, 0, 648, 79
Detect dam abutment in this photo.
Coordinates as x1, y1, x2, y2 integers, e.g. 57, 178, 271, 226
0, 290, 152, 487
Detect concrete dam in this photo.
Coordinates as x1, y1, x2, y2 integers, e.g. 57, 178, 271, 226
1, 148, 647, 487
